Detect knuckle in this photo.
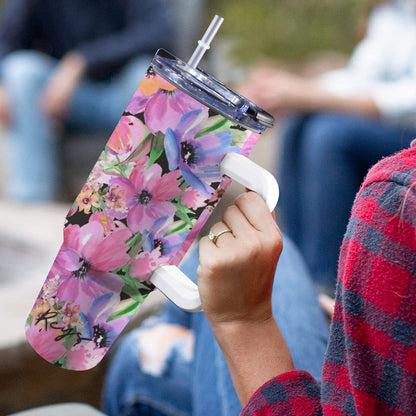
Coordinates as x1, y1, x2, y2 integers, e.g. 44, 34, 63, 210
236, 190, 259, 205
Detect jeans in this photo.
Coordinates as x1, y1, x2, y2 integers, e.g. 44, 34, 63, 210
102, 235, 329, 416
277, 112, 416, 292
0, 50, 151, 202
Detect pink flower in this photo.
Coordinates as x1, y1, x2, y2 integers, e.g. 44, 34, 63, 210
64, 294, 130, 370
51, 221, 131, 307
26, 324, 67, 363
107, 116, 150, 161
130, 248, 169, 282
111, 162, 182, 233
126, 70, 206, 135
89, 212, 116, 235
103, 185, 129, 220
181, 187, 209, 210
64, 341, 108, 371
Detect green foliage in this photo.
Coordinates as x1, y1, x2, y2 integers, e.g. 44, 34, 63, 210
207, 0, 374, 63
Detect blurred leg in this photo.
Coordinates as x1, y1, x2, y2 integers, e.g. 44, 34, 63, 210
102, 326, 193, 416
299, 112, 416, 292
1, 50, 59, 201
276, 114, 312, 246
67, 56, 151, 132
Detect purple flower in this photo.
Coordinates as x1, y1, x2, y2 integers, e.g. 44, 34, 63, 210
111, 162, 182, 233
127, 71, 205, 134
51, 221, 131, 308
165, 109, 236, 194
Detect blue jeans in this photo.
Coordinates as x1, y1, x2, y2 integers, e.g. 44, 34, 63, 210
277, 112, 416, 292
102, 235, 329, 416
0, 50, 151, 202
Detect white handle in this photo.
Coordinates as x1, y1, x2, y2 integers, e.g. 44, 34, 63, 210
150, 265, 202, 312
219, 152, 279, 211
150, 154, 279, 312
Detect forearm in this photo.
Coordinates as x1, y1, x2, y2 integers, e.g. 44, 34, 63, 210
301, 82, 381, 117
211, 317, 295, 406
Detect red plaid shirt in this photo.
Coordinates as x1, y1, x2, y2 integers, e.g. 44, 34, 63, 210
242, 145, 416, 415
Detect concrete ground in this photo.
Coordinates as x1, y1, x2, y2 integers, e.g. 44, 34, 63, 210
0, 124, 278, 414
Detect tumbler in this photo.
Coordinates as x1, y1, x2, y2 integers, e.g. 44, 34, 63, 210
26, 16, 279, 370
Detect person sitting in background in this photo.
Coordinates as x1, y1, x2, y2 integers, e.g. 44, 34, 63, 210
240, 0, 416, 293
0, 0, 173, 202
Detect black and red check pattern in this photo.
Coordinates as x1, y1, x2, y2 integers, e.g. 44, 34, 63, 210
242, 145, 416, 415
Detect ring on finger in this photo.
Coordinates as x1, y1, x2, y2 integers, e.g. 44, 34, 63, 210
208, 228, 233, 245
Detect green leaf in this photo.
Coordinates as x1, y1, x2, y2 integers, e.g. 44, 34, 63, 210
118, 132, 154, 167
174, 203, 196, 226
166, 219, 192, 235
147, 131, 166, 167
108, 298, 142, 321
195, 116, 228, 137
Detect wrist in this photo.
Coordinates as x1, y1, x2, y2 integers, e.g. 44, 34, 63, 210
211, 317, 295, 405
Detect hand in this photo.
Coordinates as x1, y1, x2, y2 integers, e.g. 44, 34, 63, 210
197, 192, 294, 405
238, 66, 322, 116
318, 293, 336, 321
197, 191, 282, 329
41, 52, 86, 119
0, 84, 11, 125
239, 64, 380, 118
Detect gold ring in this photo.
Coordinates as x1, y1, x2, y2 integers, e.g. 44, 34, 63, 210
208, 229, 233, 244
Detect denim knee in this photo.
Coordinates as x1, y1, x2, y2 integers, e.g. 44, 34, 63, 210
1, 50, 55, 97
301, 113, 355, 161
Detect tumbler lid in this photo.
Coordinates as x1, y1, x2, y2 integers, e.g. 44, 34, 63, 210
151, 49, 274, 133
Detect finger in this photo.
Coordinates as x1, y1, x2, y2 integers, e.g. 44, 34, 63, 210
222, 204, 258, 241
318, 294, 335, 320
207, 221, 235, 248
234, 192, 278, 232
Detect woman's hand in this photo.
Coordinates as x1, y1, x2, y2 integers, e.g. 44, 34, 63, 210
197, 192, 295, 405
41, 52, 86, 119
0, 84, 11, 125
197, 191, 282, 328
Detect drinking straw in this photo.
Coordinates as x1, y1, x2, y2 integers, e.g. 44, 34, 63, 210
187, 15, 224, 69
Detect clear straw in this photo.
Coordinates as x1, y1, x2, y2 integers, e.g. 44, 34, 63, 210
187, 15, 224, 69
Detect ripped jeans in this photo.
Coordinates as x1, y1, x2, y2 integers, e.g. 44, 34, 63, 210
102, 235, 329, 416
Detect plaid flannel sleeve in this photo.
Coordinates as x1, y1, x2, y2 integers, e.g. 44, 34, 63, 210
327, 161, 416, 415
241, 370, 322, 416
241, 147, 416, 416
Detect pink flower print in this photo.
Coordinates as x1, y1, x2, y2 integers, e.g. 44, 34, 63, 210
111, 163, 182, 234
103, 185, 129, 220
165, 109, 236, 194
143, 216, 187, 259
89, 212, 116, 235
61, 301, 82, 326
52, 221, 131, 308
130, 248, 168, 282
107, 115, 150, 162
127, 70, 206, 135
26, 324, 67, 363
130, 217, 186, 281
65, 341, 107, 371
65, 293, 129, 370
181, 187, 209, 210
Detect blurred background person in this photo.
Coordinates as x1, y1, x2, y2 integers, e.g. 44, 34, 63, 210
0, 0, 173, 202
241, 0, 416, 293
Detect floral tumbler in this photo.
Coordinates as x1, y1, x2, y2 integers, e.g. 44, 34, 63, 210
26, 18, 278, 370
